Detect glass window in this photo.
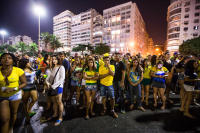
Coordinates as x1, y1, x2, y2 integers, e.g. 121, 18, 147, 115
168, 33, 179, 39
194, 26, 199, 30
196, 0, 200, 4
169, 8, 181, 16
184, 27, 188, 31
196, 5, 200, 10
184, 1, 190, 6
185, 8, 190, 12
184, 14, 189, 18
184, 21, 189, 25
194, 19, 199, 23
195, 12, 200, 16
193, 33, 198, 37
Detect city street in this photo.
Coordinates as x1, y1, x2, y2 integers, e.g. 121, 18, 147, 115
14, 93, 200, 133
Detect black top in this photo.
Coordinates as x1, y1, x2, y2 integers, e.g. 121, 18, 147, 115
163, 60, 173, 72
113, 61, 126, 82
184, 72, 198, 86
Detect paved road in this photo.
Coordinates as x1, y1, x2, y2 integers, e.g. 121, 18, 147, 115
14, 93, 200, 133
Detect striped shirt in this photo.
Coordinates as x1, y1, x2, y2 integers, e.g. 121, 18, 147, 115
24, 71, 36, 89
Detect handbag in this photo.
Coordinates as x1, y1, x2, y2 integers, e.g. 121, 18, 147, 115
48, 67, 61, 96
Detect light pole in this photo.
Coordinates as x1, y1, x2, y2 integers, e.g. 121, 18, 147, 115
0, 30, 7, 44
33, 4, 46, 53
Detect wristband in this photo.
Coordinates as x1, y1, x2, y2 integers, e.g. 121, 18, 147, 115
13, 87, 18, 91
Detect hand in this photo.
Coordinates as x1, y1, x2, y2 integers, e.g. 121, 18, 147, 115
120, 81, 125, 89
3, 87, 15, 93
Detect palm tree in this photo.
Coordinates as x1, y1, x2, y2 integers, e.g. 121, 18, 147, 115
41, 32, 62, 52
16, 41, 28, 55
29, 43, 38, 56
41, 32, 52, 47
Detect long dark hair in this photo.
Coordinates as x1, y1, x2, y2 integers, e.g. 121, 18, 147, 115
0, 53, 18, 67
86, 58, 96, 71
18, 59, 29, 70
130, 58, 142, 76
151, 55, 157, 67
185, 60, 197, 75
52, 55, 61, 68
43, 54, 49, 66
142, 59, 148, 69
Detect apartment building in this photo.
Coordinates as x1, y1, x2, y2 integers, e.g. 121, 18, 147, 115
53, 10, 74, 51
167, 0, 200, 53
103, 1, 148, 54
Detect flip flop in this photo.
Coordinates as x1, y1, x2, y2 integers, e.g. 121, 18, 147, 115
54, 119, 62, 126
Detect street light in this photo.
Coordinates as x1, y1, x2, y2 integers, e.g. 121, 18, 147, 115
32, 4, 46, 52
0, 30, 8, 44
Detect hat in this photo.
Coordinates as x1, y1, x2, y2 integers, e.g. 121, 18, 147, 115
103, 53, 109, 57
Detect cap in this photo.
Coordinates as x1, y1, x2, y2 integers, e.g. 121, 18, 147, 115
103, 53, 109, 57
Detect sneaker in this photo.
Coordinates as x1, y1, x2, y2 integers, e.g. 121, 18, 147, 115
111, 111, 118, 118
121, 109, 126, 114
85, 115, 90, 120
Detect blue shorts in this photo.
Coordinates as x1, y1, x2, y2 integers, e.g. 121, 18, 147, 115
85, 84, 97, 91
0, 90, 22, 101
57, 87, 63, 94
100, 84, 115, 98
71, 80, 79, 87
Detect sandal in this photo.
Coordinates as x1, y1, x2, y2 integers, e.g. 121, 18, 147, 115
100, 109, 107, 116
54, 119, 62, 126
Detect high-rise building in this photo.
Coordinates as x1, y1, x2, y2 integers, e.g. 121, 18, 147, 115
53, 10, 74, 51
167, 0, 200, 53
103, 1, 148, 54
93, 14, 103, 45
71, 9, 101, 48
7, 35, 33, 45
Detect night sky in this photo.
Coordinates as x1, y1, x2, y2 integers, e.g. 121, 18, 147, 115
0, 0, 170, 45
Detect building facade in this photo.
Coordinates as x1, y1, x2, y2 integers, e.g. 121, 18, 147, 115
167, 0, 200, 53
53, 10, 74, 51
71, 9, 102, 48
7, 35, 33, 45
103, 1, 148, 54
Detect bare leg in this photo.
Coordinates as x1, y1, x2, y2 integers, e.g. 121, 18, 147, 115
28, 90, 38, 113
145, 85, 150, 106
10, 100, 21, 132
141, 85, 145, 102
0, 100, 10, 133
153, 87, 158, 107
159, 88, 166, 110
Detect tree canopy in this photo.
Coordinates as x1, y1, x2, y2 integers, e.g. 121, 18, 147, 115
179, 37, 200, 55
94, 43, 110, 55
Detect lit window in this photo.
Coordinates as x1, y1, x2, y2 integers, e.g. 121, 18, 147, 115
194, 26, 199, 30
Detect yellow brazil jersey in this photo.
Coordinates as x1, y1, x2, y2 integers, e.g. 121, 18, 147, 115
99, 65, 115, 86
37, 57, 44, 69
198, 60, 200, 78
84, 68, 98, 85
99, 58, 104, 67
143, 65, 152, 79
0, 67, 24, 97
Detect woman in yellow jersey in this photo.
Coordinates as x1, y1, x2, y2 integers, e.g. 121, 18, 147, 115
0, 53, 27, 133
141, 59, 151, 106
151, 60, 168, 110
83, 59, 99, 120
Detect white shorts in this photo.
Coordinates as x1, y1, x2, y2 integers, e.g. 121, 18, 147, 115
184, 84, 195, 92
81, 79, 86, 86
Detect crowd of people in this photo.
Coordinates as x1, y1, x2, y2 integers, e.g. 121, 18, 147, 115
0, 51, 200, 133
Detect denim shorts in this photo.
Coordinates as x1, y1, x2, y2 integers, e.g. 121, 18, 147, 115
100, 84, 115, 98
71, 79, 79, 87
85, 84, 97, 91
0, 90, 22, 101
